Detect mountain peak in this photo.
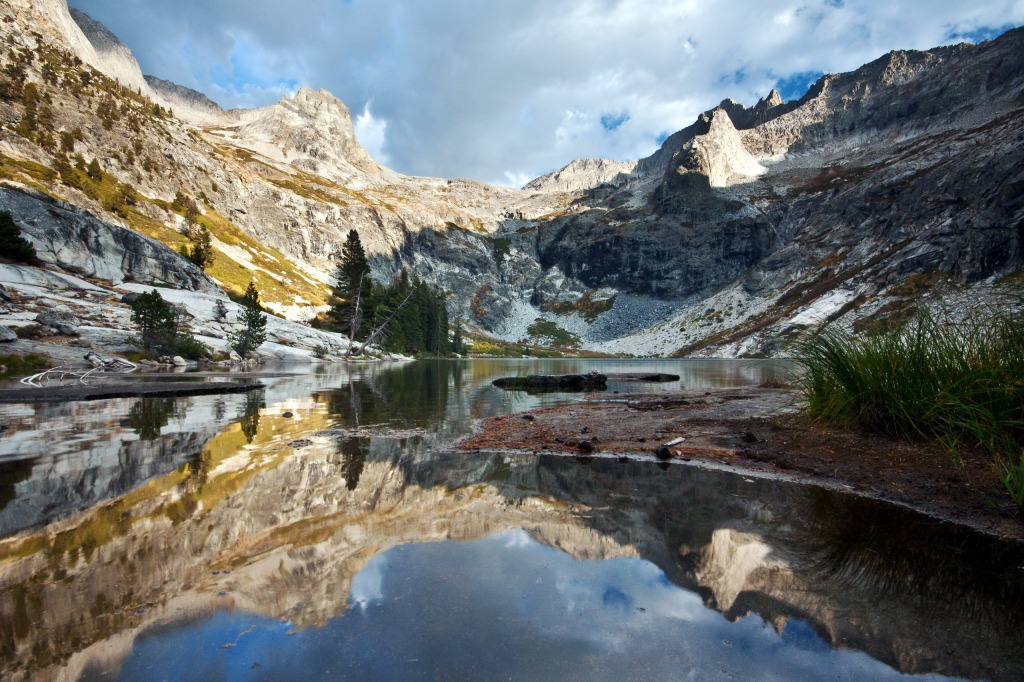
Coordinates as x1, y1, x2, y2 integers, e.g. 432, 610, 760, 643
524, 158, 638, 193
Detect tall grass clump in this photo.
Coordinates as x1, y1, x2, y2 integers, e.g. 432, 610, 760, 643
798, 309, 1024, 504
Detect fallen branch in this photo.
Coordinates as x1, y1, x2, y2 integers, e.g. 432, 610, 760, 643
21, 353, 138, 387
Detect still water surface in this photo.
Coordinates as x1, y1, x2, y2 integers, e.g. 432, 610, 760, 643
0, 359, 1021, 681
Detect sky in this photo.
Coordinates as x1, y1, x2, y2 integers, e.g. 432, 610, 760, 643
67, 0, 1024, 187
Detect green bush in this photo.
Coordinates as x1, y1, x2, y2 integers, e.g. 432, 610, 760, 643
0, 353, 51, 375
172, 333, 212, 360
798, 309, 1024, 504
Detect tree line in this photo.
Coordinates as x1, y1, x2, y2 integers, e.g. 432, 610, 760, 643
328, 229, 460, 356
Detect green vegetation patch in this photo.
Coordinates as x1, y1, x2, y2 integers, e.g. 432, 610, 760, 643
0, 353, 52, 375
798, 310, 1024, 505
526, 318, 581, 348
126, 198, 326, 309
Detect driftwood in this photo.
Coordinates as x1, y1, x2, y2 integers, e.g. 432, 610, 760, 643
20, 353, 138, 387
605, 373, 681, 382
492, 372, 607, 392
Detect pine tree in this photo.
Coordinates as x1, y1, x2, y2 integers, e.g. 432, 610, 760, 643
230, 281, 268, 357
129, 289, 177, 351
179, 224, 215, 271
0, 210, 37, 263
330, 229, 373, 337
451, 319, 463, 355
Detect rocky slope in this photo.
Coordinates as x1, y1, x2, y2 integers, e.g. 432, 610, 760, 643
0, 0, 1020, 359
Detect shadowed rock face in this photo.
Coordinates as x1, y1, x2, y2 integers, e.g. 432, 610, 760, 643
0, 187, 219, 292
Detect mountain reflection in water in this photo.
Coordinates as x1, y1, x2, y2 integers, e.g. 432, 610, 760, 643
0, 359, 1019, 682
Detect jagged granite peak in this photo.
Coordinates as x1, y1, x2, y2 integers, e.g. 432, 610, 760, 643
524, 158, 638, 193
223, 86, 390, 185
763, 88, 784, 108
673, 108, 766, 188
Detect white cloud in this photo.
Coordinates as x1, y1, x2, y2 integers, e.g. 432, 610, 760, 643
69, 0, 1024, 186
354, 102, 390, 165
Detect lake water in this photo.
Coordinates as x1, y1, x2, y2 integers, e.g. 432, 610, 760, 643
0, 359, 1021, 681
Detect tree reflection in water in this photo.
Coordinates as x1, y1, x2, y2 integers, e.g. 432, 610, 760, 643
126, 398, 177, 441
336, 437, 366, 491
238, 390, 264, 444
320, 361, 457, 433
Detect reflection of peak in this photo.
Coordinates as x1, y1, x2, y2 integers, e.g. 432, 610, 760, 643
695, 528, 781, 611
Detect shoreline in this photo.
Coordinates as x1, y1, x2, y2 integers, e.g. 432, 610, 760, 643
457, 387, 1024, 542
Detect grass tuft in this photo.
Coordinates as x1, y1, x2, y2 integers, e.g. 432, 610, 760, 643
797, 309, 1024, 504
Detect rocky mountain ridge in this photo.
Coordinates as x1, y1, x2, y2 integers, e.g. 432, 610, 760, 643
0, 0, 1020, 359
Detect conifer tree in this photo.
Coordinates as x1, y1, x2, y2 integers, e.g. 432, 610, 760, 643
179, 224, 215, 271
230, 281, 268, 357
330, 229, 373, 337
0, 210, 37, 263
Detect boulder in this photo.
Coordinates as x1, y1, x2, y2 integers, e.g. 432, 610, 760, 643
35, 305, 80, 336
0, 326, 17, 342
171, 356, 187, 367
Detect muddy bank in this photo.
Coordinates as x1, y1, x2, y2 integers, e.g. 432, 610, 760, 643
0, 380, 264, 403
458, 387, 1023, 541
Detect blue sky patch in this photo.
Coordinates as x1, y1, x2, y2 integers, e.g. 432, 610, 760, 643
944, 23, 1018, 44
600, 112, 630, 132
775, 70, 825, 102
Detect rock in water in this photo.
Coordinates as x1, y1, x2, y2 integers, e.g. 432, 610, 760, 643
492, 373, 608, 391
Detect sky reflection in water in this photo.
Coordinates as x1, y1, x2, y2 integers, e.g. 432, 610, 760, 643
117, 530, 960, 682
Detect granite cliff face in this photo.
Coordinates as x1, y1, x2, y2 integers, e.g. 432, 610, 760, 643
0, 0, 1020, 356
0, 186, 219, 292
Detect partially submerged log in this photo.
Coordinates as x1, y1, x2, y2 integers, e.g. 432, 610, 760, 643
492, 372, 607, 392
606, 373, 681, 382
